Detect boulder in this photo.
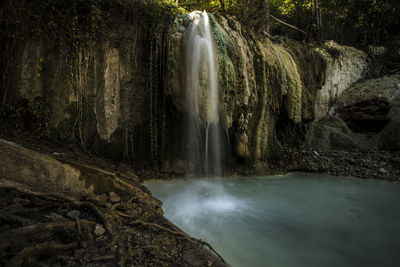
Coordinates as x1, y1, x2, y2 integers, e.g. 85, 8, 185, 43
0, 139, 162, 212
372, 98, 400, 151
305, 116, 359, 150
314, 41, 368, 121
335, 74, 400, 151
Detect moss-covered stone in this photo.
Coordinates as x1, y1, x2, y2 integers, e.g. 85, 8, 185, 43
1, 0, 177, 165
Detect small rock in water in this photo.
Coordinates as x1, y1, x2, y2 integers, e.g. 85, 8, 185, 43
313, 151, 320, 157
378, 168, 386, 174
108, 192, 121, 203
93, 224, 106, 236
66, 210, 80, 219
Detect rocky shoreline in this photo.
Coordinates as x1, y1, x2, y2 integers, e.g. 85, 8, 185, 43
271, 147, 400, 182
2, 128, 399, 182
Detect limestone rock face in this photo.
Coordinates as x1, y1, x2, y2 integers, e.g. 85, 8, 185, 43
168, 13, 325, 162
96, 48, 121, 141
4, 6, 379, 166
6, 21, 159, 161
306, 74, 400, 153
315, 41, 368, 121
336, 74, 400, 108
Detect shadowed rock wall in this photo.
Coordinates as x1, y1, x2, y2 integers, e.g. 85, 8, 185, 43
1, 2, 370, 171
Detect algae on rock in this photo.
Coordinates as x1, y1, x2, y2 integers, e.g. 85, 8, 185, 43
167, 13, 326, 163
2, 0, 373, 170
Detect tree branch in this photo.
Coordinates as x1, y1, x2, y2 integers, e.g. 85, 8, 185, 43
270, 15, 306, 34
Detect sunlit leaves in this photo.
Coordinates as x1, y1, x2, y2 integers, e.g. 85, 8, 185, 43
276, 0, 313, 15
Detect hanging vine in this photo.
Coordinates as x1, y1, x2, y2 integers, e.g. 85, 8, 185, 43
148, 32, 161, 166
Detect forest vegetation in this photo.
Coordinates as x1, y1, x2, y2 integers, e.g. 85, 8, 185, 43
168, 0, 399, 46
2, 0, 399, 47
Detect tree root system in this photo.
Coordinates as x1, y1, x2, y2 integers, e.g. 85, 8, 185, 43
0, 179, 228, 266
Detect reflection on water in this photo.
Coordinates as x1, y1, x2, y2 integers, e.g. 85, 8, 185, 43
144, 173, 400, 267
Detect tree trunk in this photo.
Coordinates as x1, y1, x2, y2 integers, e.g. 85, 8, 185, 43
263, 0, 270, 34
220, 0, 225, 12
314, 0, 323, 43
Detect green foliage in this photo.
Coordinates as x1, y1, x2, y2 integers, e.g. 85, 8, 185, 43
1, 0, 179, 46
173, 0, 399, 46
321, 0, 400, 45
275, 0, 313, 15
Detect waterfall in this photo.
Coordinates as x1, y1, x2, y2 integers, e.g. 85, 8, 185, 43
184, 11, 222, 176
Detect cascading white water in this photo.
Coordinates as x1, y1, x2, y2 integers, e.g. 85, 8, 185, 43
184, 11, 222, 175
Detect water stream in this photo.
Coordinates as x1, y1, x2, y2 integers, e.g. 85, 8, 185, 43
144, 174, 400, 267
184, 11, 222, 175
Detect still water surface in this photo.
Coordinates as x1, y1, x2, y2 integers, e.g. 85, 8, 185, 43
144, 173, 400, 267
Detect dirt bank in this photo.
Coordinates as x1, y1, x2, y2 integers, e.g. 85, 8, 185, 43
0, 134, 228, 267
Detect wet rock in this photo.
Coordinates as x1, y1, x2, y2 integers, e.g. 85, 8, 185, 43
93, 224, 106, 236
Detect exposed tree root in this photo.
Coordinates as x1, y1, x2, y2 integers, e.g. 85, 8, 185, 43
0, 220, 95, 245
75, 216, 82, 236
91, 254, 115, 261
0, 177, 229, 266
73, 201, 111, 234
0, 212, 32, 225
114, 211, 226, 263
9, 241, 77, 266
0, 179, 111, 233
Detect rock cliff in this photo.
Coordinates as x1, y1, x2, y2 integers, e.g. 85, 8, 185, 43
0, 1, 373, 172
